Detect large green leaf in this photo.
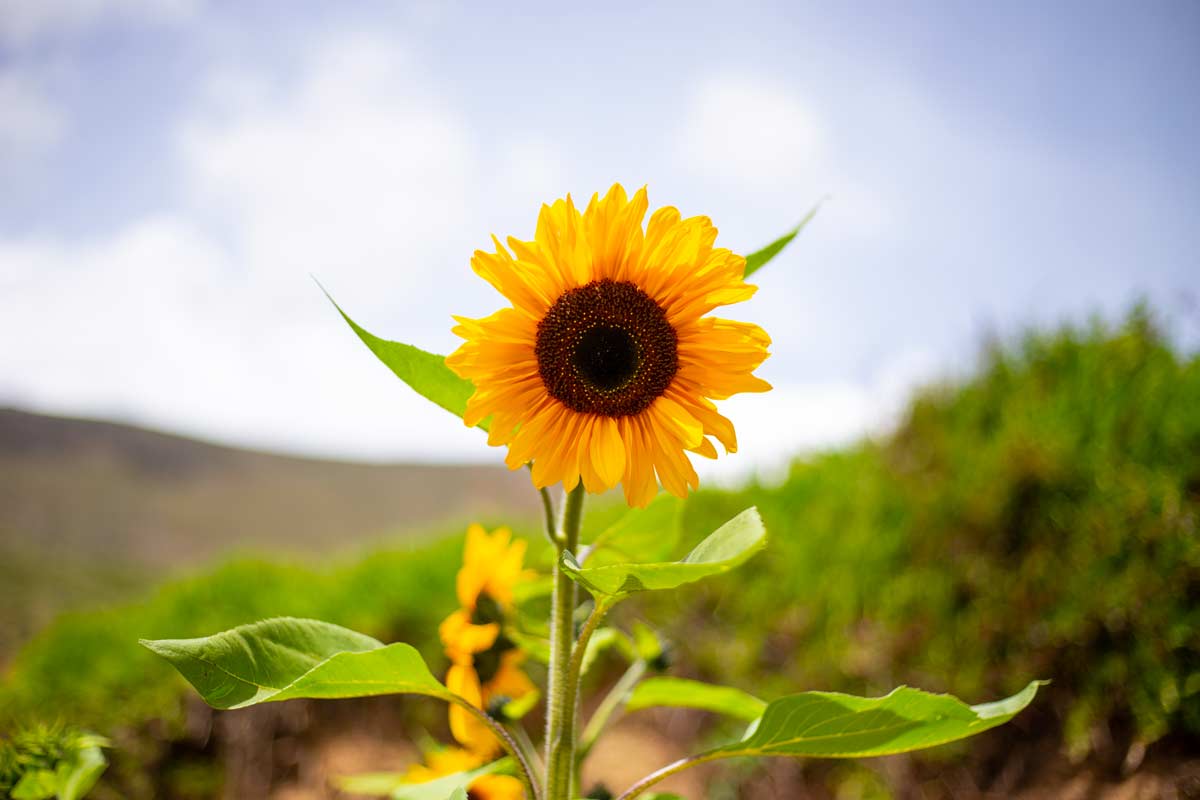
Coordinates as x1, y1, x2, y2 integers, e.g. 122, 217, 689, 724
582, 494, 682, 567
319, 285, 486, 431
141, 617, 450, 709
708, 682, 1043, 759
743, 203, 821, 278
560, 508, 766, 598
626, 677, 767, 722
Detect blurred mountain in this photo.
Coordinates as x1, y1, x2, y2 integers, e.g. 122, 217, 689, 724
0, 407, 536, 656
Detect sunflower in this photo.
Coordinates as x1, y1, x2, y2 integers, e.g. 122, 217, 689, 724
438, 524, 529, 664
446, 652, 535, 757
438, 525, 537, 757
446, 183, 771, 507
404, 746, 524, 800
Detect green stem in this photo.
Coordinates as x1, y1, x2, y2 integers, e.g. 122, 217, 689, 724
613, 753, 721, 800
577, 657, 646, 762
539, 488, 560, 546
545, 483, 586, 799
557, 599, 614, 785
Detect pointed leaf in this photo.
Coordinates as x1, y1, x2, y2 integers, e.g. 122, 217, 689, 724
626, 677, 767, 722
708, 681, 1044, 759
583, 494, 682, 567
561, 508, 766, 598
319, 285, 486, 431
141, 617, 450, 709
447, 789, 468, 800
743, 203, 822, 278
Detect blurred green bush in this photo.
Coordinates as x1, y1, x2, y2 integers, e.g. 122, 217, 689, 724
677, 307, 1199, 756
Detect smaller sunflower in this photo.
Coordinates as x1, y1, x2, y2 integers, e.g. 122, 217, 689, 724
438, 525, 537, 758
446, 652, 535, 757
404, 746, 524, 800
439, 524, 529, 664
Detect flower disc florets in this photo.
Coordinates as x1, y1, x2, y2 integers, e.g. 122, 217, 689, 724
535, 279, 678, 417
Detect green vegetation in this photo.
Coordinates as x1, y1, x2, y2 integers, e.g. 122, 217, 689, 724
1, 308, 1196, 790
0, 723, 107, 800
0, 536, 473, 731
678, 308, 1200, 755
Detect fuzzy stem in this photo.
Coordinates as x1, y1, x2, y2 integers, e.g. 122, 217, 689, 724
545, 483, 586, 799
613, 753, 721, 800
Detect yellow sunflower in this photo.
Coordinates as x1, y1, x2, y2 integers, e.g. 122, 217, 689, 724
446, 183, 771, 507
437, 525, 537, 758
438, 524, 529, 665
404, 746, 524, 800
446, 652, 536, 757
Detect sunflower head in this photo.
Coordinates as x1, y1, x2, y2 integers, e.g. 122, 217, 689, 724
441, 524, 529, 664
447, 184, 771, 507
445, 652, 535, 759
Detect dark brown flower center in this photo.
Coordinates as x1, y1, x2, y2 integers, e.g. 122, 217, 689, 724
535, 280, 678, 417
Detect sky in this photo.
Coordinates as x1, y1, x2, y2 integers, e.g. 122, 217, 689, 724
1, 0, 1198, 481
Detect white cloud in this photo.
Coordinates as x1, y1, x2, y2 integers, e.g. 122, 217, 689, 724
676, 72, 897, 242
0, 32, 501, 463
180, 36, 476, 316
0, 0, 199, 46
0, 71, 66, 157
678, 74, 825, 187
0, 214, 491, 461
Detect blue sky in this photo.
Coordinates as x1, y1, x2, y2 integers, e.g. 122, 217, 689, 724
1, 0, 1197, 477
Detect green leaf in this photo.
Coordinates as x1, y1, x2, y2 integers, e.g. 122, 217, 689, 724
626, 677, 767, 722
583, 494, 682, 567
11, 770, 56, 800
335, 759, 510, 799
631, 621, 666, 664
579, 627, 623, 676
390, 760, 509, 800
708, 681, 1044, 759
447, 789, 468, 800
141, 617, 450, 710
318, 284, 486, 431
501, 689, 540, 720
743, 202, 822, 278
56, 738, 107, 800
561, 507, 766, 598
